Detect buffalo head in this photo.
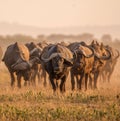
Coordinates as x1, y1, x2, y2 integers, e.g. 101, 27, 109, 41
91, 40, 111, 60
11, 57, 40, 71
41, 52, 73, 74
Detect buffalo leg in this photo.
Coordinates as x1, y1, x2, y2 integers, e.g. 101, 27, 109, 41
39, 67, 47, 87
37, 65, 41, 85
102, 71, 107, 83
71, 70, 76, 90
94, 71, 99, 89
49, 76, 57, 92
60, 76, 66, 93
108, 66, 115, 83
78, 72, 84, 90
108, 71, 113, 83
32, 71, 37, 86
99, 72, 102, 82
10, 72, 15, 87
85, 73, 88, 91
99, 71, 105, 83
43, 70, 47, 87
88, 74, 93, 89
17, 74, 22, 88
37, 71, 41, 85
76, 75, 80, 90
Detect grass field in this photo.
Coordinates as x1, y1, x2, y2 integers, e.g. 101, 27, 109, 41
0, 42, 120, 121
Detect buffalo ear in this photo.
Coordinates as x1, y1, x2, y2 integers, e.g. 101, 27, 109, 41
100, 43, 104, 50
96, 41, 99, 46
64, 59, 73, 67
91, 40, 95, 45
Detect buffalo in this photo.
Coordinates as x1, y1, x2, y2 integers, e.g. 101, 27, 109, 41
40, 43, 73, 93
90, 40, 111, 89
68, 42, 94, 91
99, 45, 119, 83
2, 42, 40, 88
37, 42, 49, 87
25, 42, 42, 86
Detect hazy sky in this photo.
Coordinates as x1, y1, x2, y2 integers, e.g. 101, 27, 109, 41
0, 0, 120, 27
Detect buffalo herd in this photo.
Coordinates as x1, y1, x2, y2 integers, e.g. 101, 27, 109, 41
1, 40, 119, 93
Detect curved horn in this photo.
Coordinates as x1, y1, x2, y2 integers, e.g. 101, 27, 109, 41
29, 57, 40, 66
115, 49, 120, 59
30, 48, 38, 55
95, 48, 111, 60
41, 52, 73, 63
11, 61, 30, 70
75, 45, 94, 58
82, 46, 94, 58
41, 53, 61, 63
13, 57, 40, 70
30, 47, 42, 56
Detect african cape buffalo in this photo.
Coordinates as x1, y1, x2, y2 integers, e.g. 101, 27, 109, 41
2, 42, 39, 88
90, 40, 111, 89
68, 42, 94, 91
99, 45, 119, 83
25, 42, 42, 86
40, 43, 73, 93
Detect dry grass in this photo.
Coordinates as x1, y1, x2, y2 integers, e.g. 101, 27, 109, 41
0, 46, 120, 121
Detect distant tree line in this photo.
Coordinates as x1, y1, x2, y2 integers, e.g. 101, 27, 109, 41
0, 33, 120, 50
